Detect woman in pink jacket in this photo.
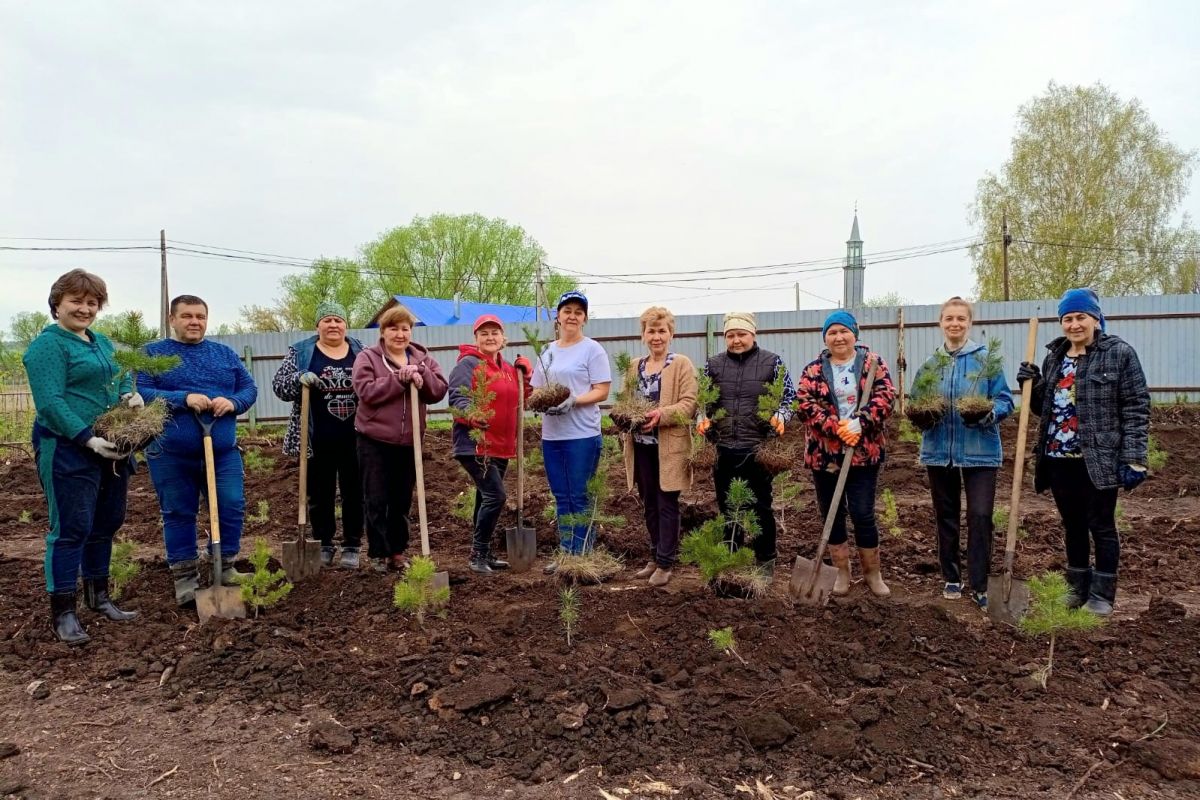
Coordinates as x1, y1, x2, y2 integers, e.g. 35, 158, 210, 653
352, 305, 448, 572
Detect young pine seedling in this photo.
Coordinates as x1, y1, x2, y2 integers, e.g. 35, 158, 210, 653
609, 352, 655, 432
1147, 434, 1168, 471
247, 500, 270, 525
18, 509, 32, 524
559, 586, 580, 647
1018, 571, 1104, 688
521, 325, 570, 412
108, 539, 141, 601
452, 487, 477, 522
460, 361, 497, 443
393, 555, 451, 627
681, 479, 765, 598
239, 537, 294, 618
242, 448, 276, 475
879, 488, 904, 538
707, 626, 746, 664
955, 337, 1004, 421
93, 317, 181, 454
906, 350, 952, 425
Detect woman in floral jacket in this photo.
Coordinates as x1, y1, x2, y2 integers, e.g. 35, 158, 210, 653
795, 310, 896, 597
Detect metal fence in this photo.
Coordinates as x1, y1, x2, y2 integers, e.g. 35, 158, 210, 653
209, 293, 1200, 423
0, 382, 35, 447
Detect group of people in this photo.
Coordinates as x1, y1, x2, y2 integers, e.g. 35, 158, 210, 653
24, 267, 1151, 646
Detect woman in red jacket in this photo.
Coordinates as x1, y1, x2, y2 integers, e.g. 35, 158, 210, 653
448, 315, 532, 574
352, 305, 448, 572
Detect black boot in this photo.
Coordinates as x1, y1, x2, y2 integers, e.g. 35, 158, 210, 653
50, 591, 90, 646
1085, 571, 1117, 616
1064, 567, 1091, 609
83, 578, 138, 621
486, 551, 510, 570
170, 560, 200, 607
469, 552, 495, 575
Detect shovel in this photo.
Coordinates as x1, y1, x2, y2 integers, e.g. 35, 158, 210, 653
411, 382, 450, 592
281, 384, 322, 580
195, 412, 247, 624
790, 359, 879, 605
505, 377, 537, 572
988, 317, 1039, 625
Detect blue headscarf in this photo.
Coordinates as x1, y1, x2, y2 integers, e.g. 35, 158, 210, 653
1057, 288, 1106, 332
822, 309, 859, 338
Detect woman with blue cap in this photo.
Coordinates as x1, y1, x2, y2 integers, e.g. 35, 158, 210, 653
795, 309, 896, 597
1016, 288, 1150, 616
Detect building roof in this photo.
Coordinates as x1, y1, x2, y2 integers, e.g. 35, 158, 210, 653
367, 295, 539, 328
848, 213, 861, 242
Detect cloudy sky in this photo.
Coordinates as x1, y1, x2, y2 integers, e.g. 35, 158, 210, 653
2, 0, 1197, 328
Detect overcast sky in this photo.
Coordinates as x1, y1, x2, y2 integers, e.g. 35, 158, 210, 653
2, 0, 1198, 329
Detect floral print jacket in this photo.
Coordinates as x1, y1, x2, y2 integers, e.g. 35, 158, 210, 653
795, 346, 896, 472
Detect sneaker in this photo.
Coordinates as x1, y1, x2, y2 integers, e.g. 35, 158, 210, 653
486, 556, 510, 570
320, 546, 335, 567
339, 547, 360, 569
972, 591, 988, 610
942, 582, 962, 600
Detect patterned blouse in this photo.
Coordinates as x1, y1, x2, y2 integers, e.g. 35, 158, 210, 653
1045, 355, 1082, 458
632, 353, 674, 445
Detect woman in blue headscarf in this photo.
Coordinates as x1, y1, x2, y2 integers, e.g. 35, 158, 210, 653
1016, 288, 1150, 616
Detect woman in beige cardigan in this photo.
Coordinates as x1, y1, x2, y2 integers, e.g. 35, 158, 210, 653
623, 307, 698, 586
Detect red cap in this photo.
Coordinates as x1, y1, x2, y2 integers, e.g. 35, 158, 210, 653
472, 314, 504, 333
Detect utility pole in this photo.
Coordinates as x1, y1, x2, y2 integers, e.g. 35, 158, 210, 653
535, 262, 545, 322
1001, 211, 1012, 301
795, 282, 800, 311
159, 229, 170, 338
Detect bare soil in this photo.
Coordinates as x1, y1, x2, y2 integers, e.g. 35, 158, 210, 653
1, 408, 1199, 799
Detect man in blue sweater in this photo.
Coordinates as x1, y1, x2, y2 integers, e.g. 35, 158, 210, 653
139, 295, 258, 606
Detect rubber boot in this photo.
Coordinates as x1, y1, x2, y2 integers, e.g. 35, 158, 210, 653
469, 552, 495, 575
487, 554, 510, 570
83, 578, 138, 621
339, 547, 361, 569
50, 591, 90, 646
1064, 567, 1091, 610
221, 564, 250, 586
858, 547, 891, 598
170, 560, 200, 607
828, 542, 852, 596
1085, 571, 1117, 616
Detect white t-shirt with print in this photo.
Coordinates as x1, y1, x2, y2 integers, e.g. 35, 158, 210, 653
531, 337, 612, 441
831, 361, 858, 419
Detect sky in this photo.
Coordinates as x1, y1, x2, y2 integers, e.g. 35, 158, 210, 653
2, 0, 1198, 329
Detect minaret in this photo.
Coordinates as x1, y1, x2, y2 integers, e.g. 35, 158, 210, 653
842, 210, 864, 308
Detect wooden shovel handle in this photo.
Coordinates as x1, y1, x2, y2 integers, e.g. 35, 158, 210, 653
298, 384, 310, 527
1004, 317, 1040, 574
411, 381, 431, 558
516, 373, 526, 522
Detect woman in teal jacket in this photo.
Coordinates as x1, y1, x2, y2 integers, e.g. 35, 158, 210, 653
23, 269, 140, 646
910, 297, 1013, 609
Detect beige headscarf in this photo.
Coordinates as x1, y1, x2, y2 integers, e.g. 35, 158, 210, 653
723, 311, 757, 335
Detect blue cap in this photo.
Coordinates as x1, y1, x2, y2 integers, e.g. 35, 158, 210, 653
556, 290, 588, 313
1058, 287, 1106, 331
822, 309, 859, 338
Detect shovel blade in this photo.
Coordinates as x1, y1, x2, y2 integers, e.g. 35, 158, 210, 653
195, 585, 247, 625
505, 524, 538, 573
281, 536, 323, 580
987, 573, 1032, 626
432, 571, 450, 594
789, 556, 838, 606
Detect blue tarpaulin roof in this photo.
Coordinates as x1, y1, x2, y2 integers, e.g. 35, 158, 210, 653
367, 295, 539, 327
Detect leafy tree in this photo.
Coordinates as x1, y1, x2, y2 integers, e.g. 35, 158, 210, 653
861, 292, 910, 308
10, 311, 51, 348
971, 82, 1200, 299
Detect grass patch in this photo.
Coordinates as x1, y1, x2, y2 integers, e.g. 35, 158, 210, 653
242, 448, 276, 474
1147, 434, 1168, 471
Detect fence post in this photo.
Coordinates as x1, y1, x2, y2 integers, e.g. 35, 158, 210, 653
705, 315, 713, 360
243, 346, 257, 433
896, 307, 907, 415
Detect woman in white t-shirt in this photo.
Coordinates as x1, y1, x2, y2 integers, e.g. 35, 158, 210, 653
531, 291, 612, 572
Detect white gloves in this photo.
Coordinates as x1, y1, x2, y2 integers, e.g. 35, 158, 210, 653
546, 395, 577, 416
86, 436, 123, 459
121, 392, 145, 409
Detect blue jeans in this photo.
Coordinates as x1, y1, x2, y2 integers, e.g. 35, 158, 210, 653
147, 446, 245, 564
542, 436, 602, 554
33, 423, 130, 593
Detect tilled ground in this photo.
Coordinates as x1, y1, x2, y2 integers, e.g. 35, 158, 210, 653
1, 409, 1198, 799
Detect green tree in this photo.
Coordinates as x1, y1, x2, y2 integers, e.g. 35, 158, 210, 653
92, 310, 158, 348
971, 82, 1200, 300
10, 311, 51, 348
861, 292, 910, 308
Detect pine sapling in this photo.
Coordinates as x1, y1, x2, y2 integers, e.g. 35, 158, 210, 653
707, 626, 746, 664
460, 361, 497, 444
680, 479, 766, 598
453, 487, 477, 522
18, 510, 32, 524
689, 369, 724, 468
609, 352, 655, 433
955, 337, 1004, 423
755, 368, 797, 475
522, 326, 571, 412
393, 555, 451, 627
1018, 571, 1105, 688
879, 488, 903, 538
551, 455, 624, 583
559, 586, 580, 647
93, 348, 181, 454
906, 350, 952, 429
247, 500, 270, 524
1147, 434, 1168, 470
239, 537, 294, 618
108, 539, 140, 601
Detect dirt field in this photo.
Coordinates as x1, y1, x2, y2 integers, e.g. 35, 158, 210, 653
1, 409, 1199, 799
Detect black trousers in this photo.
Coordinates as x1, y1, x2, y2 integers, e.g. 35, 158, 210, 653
356, 434, 415, 559
811, 465, 881, 549
455, 455, 509, 556
714, 448, 776, 563
633, 442, 682, 568
1046, 457, 1120, 574
308, 435, 363, 549
927, 466, 997, 592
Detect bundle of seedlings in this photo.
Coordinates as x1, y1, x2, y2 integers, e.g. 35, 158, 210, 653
93, 314, 180, 454
680, 478, 770, 599
955, 337, 1004, 424
904, 349, 952, 430
550, 452, 624, 584
754, 369, 798, 475
1018, 571, 1105, 688
689, 368, 723, 469
521, 325, 571, 412
608, 352, 656, 433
